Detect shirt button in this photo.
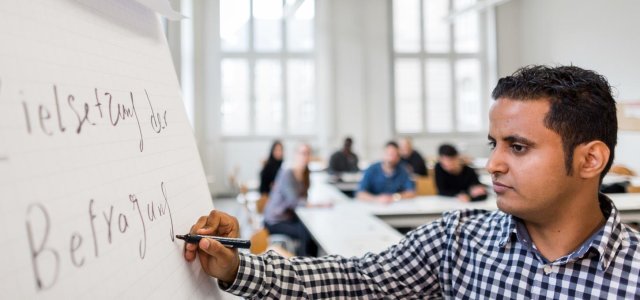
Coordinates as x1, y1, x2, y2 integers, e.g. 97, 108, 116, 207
543, 265, 553, 274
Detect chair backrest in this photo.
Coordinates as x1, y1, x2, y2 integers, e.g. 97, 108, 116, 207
610, 165, 636, 176
250, 228, 269, 254
415, 175, 437, 196
249, 228, 296, 257
628, 185, 640, 193
256, 194, 269, 214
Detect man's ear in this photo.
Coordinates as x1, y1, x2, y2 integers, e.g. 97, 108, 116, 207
575, 141, 610, 179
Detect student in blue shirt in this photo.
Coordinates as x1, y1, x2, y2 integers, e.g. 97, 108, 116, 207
356, 141, 416, 203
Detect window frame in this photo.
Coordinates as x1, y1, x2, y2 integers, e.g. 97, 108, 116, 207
390, 0, 495, 136
219, 0, 317, 138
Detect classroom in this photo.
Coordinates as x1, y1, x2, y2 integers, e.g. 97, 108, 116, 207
1, 0, 640, 298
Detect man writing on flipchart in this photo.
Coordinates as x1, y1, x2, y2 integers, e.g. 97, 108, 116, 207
183, 65, 640, 298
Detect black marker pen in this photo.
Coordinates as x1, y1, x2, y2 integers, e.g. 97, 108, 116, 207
176, 234, 251, 249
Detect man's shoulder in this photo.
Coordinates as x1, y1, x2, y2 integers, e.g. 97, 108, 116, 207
409, 210, 509, 246
360, 162, 381, 179
608, 223, 640, 269
330, 150, 344, 159
366, 161, 383, 171
622, 224, 640, 244
462, 164, 477, 173
411, 150, 425, 160
395, 161, 411, 174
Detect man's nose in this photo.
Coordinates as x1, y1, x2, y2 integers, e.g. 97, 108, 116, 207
486, 147, 507, 176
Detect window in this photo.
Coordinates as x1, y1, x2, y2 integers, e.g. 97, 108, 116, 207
392, 0, 493, 134
219, 0, 316, 136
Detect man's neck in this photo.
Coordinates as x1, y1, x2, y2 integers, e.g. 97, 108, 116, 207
382, 162, 395, 175
524, 194, 605, 262
446, 165, 463, 175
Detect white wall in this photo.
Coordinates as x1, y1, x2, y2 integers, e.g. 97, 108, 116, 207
496, 0, 640, 173
330, 0, 395, 164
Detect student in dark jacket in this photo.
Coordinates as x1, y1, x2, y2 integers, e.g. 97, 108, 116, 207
399, 137, 428, 176
327, 137, 359, 175
259, 140, 284, 195
435, 144, 487, 202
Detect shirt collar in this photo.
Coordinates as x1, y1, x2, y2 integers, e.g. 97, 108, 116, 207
498, 212, 517, 247
593, 194, 628, 271
498, 194, 627, 271
378, 161, 403, 176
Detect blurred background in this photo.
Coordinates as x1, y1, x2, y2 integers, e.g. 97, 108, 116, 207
161, 0, 640, 198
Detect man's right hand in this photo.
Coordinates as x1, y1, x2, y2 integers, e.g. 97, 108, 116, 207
456, 193, 471, 202
183, 210, 241, 285
376, 194, 395, 204
470, 185, 487, 197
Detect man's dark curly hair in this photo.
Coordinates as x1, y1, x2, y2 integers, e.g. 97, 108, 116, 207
491, 65, 617, 181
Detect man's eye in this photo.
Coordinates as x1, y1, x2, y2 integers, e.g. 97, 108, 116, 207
511, 144, 526, 153
487, 141, 496, 150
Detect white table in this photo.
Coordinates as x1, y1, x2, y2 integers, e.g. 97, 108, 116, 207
295, 206, 403, 257
298, 173, 640, 257
324, 172, 362, 195
359, 195, 497, 228
367, 193, 640, 227
299, 173, 404, 256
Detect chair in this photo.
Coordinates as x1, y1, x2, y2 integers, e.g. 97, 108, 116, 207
250, 228, 269, 254
415, 176, 437, 195
628, 185, 640, 193
249, 228, 295, 257
238, 192, 266, 231
608, 165, 639, 193
268, 234, 299, 255
610, 165, 636, 176
256, 194, 269, 214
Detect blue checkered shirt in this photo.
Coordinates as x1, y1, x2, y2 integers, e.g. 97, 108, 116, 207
222, 195, 640, 299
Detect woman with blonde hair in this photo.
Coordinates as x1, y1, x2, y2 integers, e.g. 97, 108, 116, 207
263, 143, 318, 256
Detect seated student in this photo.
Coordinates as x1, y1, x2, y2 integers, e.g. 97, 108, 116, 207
259, 140, 284, 195
185, 65, 640, 299
435, 144, 488, 202
398, 137, 428, 176
262, 143, 318, 257
327, 137, 359, 175
356, 141, 415, 203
